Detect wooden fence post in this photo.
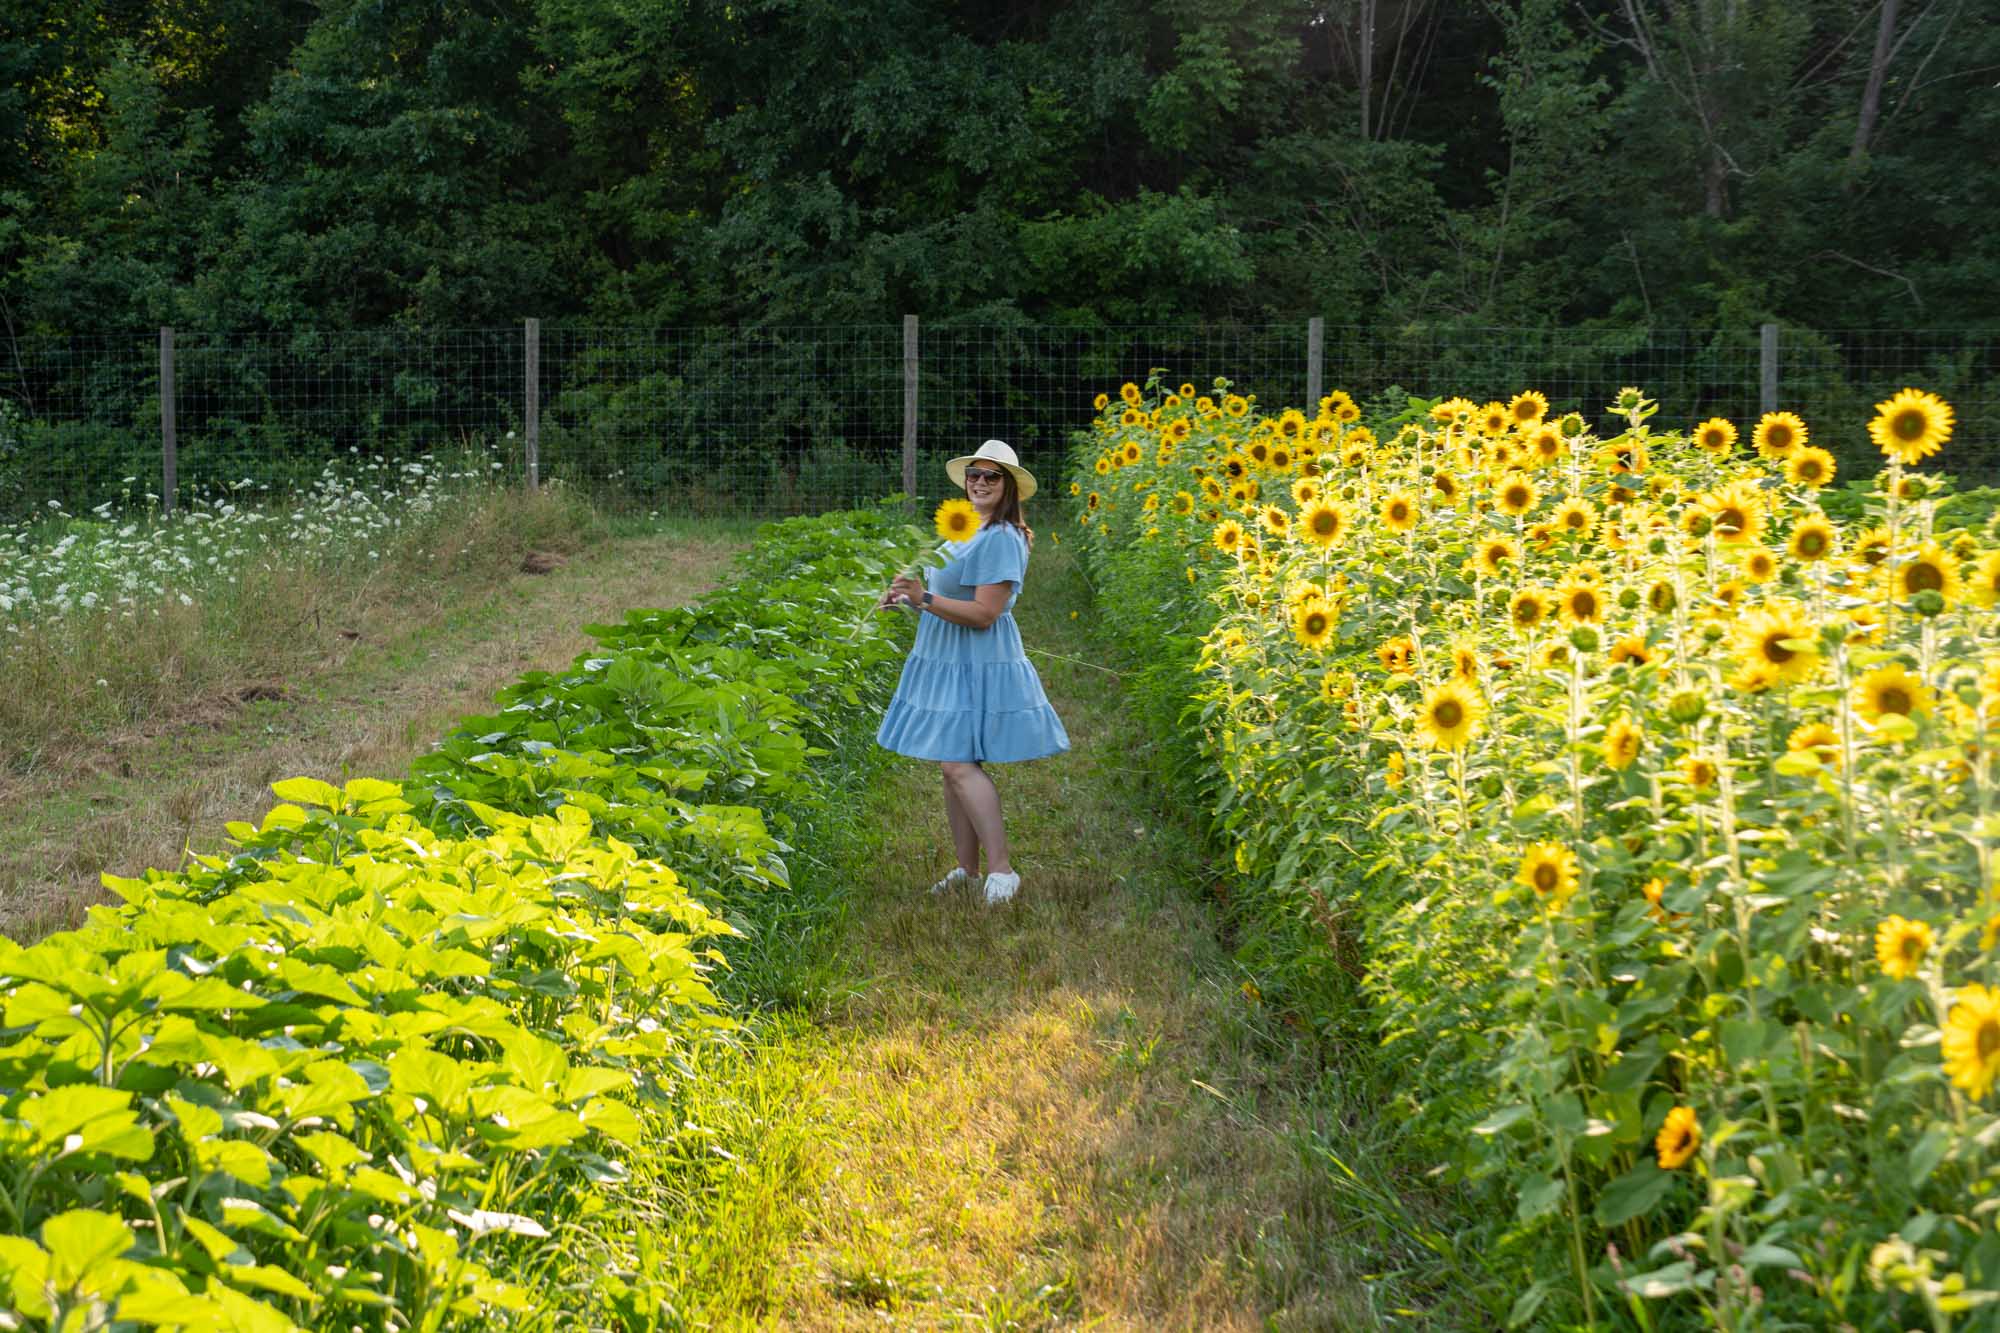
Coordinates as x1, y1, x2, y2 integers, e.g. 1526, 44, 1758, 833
524, 318, 540, 490
1306, 317, 1325, 411
903, 315, 919, 503
1760, 322, 1779, 416
159, 327, 176, 517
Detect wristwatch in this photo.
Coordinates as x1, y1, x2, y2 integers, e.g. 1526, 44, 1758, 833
920, 591, 934, 608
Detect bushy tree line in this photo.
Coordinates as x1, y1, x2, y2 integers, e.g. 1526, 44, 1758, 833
3, 0, 1995, 337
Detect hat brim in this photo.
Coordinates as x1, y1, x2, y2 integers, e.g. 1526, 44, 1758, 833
946, 455, 1037, 500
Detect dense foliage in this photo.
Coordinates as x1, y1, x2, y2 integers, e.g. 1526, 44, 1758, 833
1073, 379, 2000, 1326
4, 0, 1997, 336
0, 505, 926, 1327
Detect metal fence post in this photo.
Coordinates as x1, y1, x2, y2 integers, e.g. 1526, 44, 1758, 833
1760, 322, 1779, 415
1306, 317, 1325, 410
159, 327, 176, 517
902, 315, 919, 502
524, 318, 540, 490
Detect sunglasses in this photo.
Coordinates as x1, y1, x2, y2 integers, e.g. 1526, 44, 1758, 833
963, 468, 1007, 485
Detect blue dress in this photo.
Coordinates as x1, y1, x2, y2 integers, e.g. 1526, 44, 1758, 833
875, 522, 1071, 763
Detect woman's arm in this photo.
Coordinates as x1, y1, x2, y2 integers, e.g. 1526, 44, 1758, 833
886, 575, 1012, 629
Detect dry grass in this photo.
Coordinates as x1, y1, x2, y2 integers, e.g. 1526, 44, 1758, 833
0, 507, 748, 941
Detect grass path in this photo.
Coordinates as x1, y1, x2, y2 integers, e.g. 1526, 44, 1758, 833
666, 534, 1419, 1330
0, 522, 749, 939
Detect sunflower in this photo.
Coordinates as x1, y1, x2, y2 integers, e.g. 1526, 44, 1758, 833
1170, 490, 1196, 517
1714, 578, 1746, 611
1384, 750, 1406, 787
1509, 587, 1550, 631
1068, 480, 1082, 497
1380, 491, 1420, 533
1608, 637, 1655, 668
1449, 642, 1481, 683
1477, 401, 1511, 437
1119, 407, 1142, 428
1734, 601, 1820, 685
1292, 599, 1335, 651
1120, 440, 1143, 466
1093, 391, 1111, 412
1094, 454, 1112, 475
1692, 417, 1737, 454
1318, 670, 1343, 706
1196, 395, 1217, 416
1603, 718, 1643, 770
1275, 409, 1307, 441
1119, 381, 1144, 407
1431, 396, 1476, 425
1332, 396, 1361, 424
1655, 1107, 1700, 1170
1167, 417, 1193, 443
1255, 503, 1290, 538
1970, 552, 2000, 608
1944, 985, 2000, 1099
1556, 573, 1606, 625
1509, 390, 1549, 426
1876, 914, 1935, 980
1495, 473, 1541, 517
1786, 447, 1836, 488
1852, 526, 1893, 568
1415, 679, 1486, 750
1224, 392, 1250, 419
1525, 425, 1564, 467
1269, 445, 1295, 473
1515, 842, 1579, 910
1552, 495, 1597, 539
1854, 661, 1934, 724
1476, 534, 1522, 576
1200, 477, 1225, 503
1751, 411, 1806, 460
1085, 491, 1102, 511
1892, 542, 1960, 606
1245, 438, 1272, 469
1741, 547, 1778, 583
1212, 519, 1245, 556
1703, 481, 1766, 544
1378, 635, 1415, 675
1536, 640, 1572, 670
1432, 470, 1462, 506
1227, 480, 1256, 507
1869, 387, 1954, 465
934, 497, 981, 542
1298, 500, 1350, 548
1787, 722, 1840, 766
1290, 477, 1322, 506
1787, 516, 1838, 563
1177, 382, 1195, 400
1646, 579, 1678, 614
1680, 754, 1718, 789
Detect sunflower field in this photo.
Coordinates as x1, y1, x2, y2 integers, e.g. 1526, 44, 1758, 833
1070, 377, 2000, 1327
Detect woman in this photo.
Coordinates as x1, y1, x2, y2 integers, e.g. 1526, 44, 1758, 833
875, 440, 1070, 903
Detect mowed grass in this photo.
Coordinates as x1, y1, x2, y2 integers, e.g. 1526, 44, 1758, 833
0, 500, 756, 939
618, 526, 1474, 1329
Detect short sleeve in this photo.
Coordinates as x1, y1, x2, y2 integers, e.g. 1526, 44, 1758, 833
958, 524, 1028, 587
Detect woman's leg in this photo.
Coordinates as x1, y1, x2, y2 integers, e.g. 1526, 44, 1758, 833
941, 761, 1011, 874
941, 766, 980, 874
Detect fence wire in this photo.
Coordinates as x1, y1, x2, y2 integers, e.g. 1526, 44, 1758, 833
2, 323, 1995, 520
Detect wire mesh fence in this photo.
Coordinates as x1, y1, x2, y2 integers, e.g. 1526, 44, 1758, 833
2, 321, 1995, 521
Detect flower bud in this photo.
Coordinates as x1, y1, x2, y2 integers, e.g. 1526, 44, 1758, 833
1912, 588, 1946, 618
1667, 690, 1707, 724
1569, 625, 1601, 653
1618, 587, 1642, 610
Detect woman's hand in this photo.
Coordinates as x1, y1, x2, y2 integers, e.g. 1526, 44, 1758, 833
889, 574, 926, 607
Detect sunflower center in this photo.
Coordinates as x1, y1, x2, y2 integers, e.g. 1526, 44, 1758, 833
1761, 632, 1793, 664
1533, 863, 1560, 892
1901, 933, 1924, 963
1717, 506, 1746, 532
1305, 613, 1327, 635
1907, 563, 1944, 593
1390, 502, 1410, 522
1505, 487, 1528, 508
1434, 700, 1464, 728
1893, 408, 1927, 442
1880, 686, 1913, 715
1798, 532, 1827, 556
1767, 426, 1793, 450
1573, 592, 1598, 617
1314, 514, 1337, 536
1980, 1020, 2000, 1062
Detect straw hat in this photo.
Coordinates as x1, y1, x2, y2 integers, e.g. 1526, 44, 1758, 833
945, 439, 1038, 500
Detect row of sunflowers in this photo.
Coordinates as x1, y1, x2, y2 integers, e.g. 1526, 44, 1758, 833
1067, 376, 1998, 1328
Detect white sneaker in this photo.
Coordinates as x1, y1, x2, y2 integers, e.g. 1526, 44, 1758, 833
929, 867, 973, 895
983, 871, 1020, 904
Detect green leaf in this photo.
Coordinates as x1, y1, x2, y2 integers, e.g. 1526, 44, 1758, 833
270, 777, 343, 810
1594, 1161, 1676, 1226
41, 1209, 134, 1288
1515, 1173, 1564, 1221
1909, 1125, 1952, 1187
1472, 1103, 1534, 1136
